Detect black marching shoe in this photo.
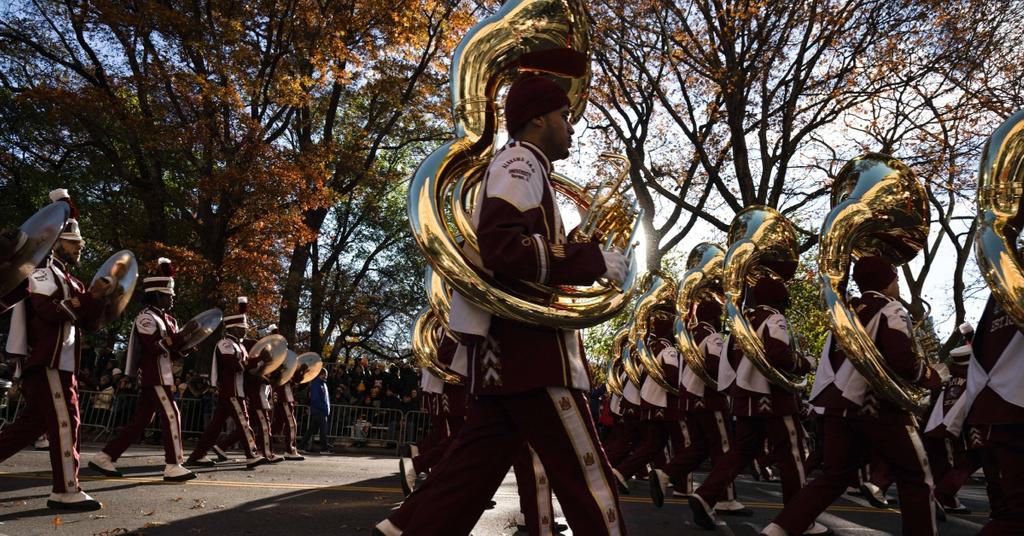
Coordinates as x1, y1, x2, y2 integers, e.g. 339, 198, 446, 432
211, 445, 231, 462
185, 456, 216, 468
688, 494, 717, 530
47, 491, 102, 511
245, 456, 271, 469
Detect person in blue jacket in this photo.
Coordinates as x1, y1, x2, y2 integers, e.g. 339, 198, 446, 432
300, 369, 333, 453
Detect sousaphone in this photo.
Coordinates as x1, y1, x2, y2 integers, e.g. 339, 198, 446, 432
674, 243, 726, 390
631, 270, 680, 395
407, 0, 642, 329
819, 153, 931, 413
723, 206, 804, 393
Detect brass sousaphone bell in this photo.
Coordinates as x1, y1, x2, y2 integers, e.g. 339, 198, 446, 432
723, 206, 805, 393
675, 243, 726, 390
818, 153, 931, 413
248, 334, 289, 380
976, 110, 1024, 332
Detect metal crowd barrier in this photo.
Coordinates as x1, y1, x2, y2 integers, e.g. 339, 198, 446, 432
63, 390, 434, 453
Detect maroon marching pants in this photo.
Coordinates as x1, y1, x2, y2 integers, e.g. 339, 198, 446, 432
924, 434, 982, 509
614, 419, 680, 480
603, 416, 641, 467
412, 415, 465, 475
695, 414, 807, 507
102, 385, 183, 464
0, 367, 81, 493
663, 410, 732, 490
271, 401, 298, 454
189, 396, 257, 460
513, 445, 556, 535
383, 387, 626, 535
976, 423, 1024, 535
772, 416, 936, 536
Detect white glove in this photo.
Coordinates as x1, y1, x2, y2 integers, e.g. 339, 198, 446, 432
600, 249, 628, 286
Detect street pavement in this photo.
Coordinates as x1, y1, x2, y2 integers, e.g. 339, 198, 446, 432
0, 444, 990, 535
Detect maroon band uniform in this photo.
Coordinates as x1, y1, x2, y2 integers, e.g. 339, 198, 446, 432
100, 304, 187, 465
766, 286, 941, 536
188, 331, 260, 462
0, 256, 103, 495
376, 135, 625, 535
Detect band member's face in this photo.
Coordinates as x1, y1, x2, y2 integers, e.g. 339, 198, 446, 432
541, 105, 573, 161
883, 277, 900, 298
227, 325, 246, 339
157, 292, 174, 310
55, 238, 84, 266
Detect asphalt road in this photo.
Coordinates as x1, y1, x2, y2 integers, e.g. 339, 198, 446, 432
0, 444, 990, 535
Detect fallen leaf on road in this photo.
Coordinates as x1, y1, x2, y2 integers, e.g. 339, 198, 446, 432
142, 510, 155, 516
89, 514, 108, 519
52, 515, 62, 528
171, 497, 184, 502
190, 499, 206, 509
214, 504, 226, 509
144, 521, 168, 528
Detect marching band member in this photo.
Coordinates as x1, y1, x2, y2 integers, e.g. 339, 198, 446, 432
185, 297, 269, 469
762, 256, 942, 536
945, 291, 1024, 534
213, 323, 282, 463
271, 375, 305, 461
374, 74, 628, 536
0, 190, 108, 510
652, 299, 747, 514
689, 276, 823, 533
239, 353, 283, 463
400, 326, 466, 494
923, 344, 979, 516
89, 258, 196, 482
604, 354, 642, 468
611, 306, 682, 495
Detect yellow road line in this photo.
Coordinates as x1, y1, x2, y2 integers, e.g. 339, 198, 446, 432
0, 471, 989, 519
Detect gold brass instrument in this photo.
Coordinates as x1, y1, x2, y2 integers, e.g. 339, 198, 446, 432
421, 266, 465, 385
614, 323, 642, 388
569, 153, 642, 256
631, 270, 680, 395
818, 153, 931, 413
606, 351, 625, 396
411, 306, 463, 385
674, 243, 726, 390
407, 0, 642, 329
723, 206, 805, 393
976, 110, 1024, 331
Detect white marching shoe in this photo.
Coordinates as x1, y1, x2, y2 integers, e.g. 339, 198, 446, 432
164, 463, 197, 482
87, 452, 123, 477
